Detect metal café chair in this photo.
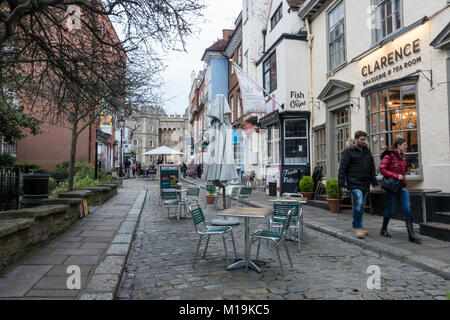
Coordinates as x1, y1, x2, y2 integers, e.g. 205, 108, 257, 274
248, 208, 295, 275
180, 186, 201, 217
269, 200, 303, 252
233, 187, 253, 207
161, 189, 181, 220
189, 204, 237, 268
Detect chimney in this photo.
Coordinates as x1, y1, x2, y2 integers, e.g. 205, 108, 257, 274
222, 29, 234, 40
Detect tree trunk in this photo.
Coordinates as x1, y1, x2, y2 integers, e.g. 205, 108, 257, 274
68, 120, 79, 191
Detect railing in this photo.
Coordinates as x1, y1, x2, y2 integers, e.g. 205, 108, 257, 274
0, 166, 20, 211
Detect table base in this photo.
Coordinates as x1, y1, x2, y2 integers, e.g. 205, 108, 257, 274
226, 259, 266, 273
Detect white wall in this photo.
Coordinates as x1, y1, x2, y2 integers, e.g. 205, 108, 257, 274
308, 0, 450, 191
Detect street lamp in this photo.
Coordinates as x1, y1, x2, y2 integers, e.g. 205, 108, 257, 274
118, 116, 125, 177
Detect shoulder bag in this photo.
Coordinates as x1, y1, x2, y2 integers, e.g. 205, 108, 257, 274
380, 156, 401, 193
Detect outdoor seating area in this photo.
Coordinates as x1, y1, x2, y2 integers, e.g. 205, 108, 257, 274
159, 180, 307, 275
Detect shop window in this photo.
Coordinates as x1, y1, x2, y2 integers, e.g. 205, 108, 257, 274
263, 52, 277, 93
267, 124, 280, 165
271, 3, 283, 30
328, 1, 346, 71
366, 83, 420, 178
284, 120, 308, 165
314, 128, 327, 176
372, 0, 402, 44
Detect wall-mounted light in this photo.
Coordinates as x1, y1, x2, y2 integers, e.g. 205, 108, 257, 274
349, 97, 361, 110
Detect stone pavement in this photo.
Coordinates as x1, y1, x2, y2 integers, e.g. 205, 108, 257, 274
0, 179, 146, 300
117, 181, 449, 300
182, 177, 450, 280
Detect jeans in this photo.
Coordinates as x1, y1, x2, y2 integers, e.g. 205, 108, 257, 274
351, 189, 368, 229
384, 188, 412, 219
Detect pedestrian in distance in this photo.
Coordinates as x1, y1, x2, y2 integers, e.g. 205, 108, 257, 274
379, 137, 421, 243
182, 162, 187, 178
338, 130, 378, 239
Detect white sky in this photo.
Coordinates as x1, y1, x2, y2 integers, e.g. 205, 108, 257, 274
159, 0, 243, 115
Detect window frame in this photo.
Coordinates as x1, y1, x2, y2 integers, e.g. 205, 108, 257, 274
327, 0, 347, 72
270, 3, 283, 31
283, 119, 309, 166
267, 123, 281, 166
371, 0, 403, 44
314, 127, 327, 176
263, 51, 277, 93
365, 81, 422, 180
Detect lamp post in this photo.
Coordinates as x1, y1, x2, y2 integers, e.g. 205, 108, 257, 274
118, 116, 125, 177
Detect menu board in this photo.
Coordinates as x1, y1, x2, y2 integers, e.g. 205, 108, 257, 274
159, 165, 180, 189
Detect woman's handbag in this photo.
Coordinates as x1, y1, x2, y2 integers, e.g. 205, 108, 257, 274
380, 156, 401, 193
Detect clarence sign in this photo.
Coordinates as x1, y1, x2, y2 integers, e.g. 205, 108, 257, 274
361, 39, 422, 86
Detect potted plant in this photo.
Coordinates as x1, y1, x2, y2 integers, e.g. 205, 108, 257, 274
326, 178, 340, 213
299, 176, 314, 200
205, 184, 216, 205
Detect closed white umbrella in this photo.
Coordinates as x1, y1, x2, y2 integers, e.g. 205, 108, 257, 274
203, 94, 239, 225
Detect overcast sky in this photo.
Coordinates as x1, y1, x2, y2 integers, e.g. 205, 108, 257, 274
159, 0, 242, 115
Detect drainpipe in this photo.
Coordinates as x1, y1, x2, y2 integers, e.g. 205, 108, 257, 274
306, 18, 315, 175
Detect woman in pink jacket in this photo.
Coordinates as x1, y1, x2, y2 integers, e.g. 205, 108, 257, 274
379, 137, 421, 243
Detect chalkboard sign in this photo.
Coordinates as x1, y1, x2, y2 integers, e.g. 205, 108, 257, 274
281, 165, 309, 194
159, 165, 180, 190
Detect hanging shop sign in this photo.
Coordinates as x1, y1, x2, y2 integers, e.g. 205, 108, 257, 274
361, 39, 422, 87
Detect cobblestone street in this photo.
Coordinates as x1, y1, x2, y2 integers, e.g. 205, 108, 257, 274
117, 182, 449, 300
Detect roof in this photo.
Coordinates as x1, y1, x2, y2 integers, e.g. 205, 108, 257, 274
201, 39, 230, 62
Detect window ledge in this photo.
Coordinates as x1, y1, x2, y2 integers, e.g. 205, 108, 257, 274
376, 175, 424, 181
326, 61, 348, 78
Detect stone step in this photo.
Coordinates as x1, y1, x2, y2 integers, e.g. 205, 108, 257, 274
420, 222, 450, 242
432, 212, 450, 224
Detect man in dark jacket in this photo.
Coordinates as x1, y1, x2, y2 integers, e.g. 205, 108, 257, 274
338, 130, 378, 238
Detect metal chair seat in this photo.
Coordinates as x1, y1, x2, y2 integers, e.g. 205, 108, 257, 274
253, 229, 282, 239
249, 209, 295, 274
189, 204, 237, 268
201, 226, 232, 234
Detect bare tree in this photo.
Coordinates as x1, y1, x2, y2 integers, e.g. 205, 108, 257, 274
1, 0, 205, 190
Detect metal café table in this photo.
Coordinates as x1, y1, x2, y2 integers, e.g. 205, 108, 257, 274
217, 207, 273, 273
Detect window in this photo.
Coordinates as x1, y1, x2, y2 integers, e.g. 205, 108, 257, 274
133, 139, 138, 147
238, 45, 242, 66
150, 140, 153, 147
244, 50, 249, 73
1, 137, 17, 157
373, 0, 402, 43
328, 1, 346, 71
230, 95, 235, 121
271, 3, 283, 30
314, 128, 327, 176
267, 124, 281, 164
284, 120, 308, 165
263, 52, 277, 93
366, 83, 420, 177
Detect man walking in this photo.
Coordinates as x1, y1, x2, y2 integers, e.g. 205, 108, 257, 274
338, 131, 378, 238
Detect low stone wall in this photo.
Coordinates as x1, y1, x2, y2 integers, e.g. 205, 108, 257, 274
0, 181, 120, 274
0, 204, 73, 273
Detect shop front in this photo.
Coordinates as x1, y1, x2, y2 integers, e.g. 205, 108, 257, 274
259, 110, 311, 197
